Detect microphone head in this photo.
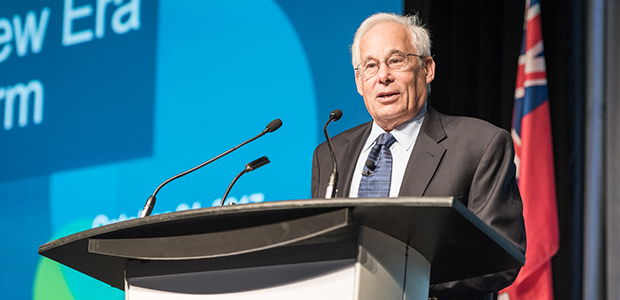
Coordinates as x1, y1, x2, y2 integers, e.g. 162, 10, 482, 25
265, 119, 283, 133
365, 159, 376, 171
329, 109, 343, 121
245, 156, 270, 171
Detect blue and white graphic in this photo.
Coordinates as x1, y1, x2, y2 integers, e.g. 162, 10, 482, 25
0, 0, 156, 182
0, 1, 401, 299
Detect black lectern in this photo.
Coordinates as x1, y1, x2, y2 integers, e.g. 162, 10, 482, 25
38, 197, 524, 300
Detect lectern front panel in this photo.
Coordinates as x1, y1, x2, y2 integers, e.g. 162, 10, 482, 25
126, 259, 356, 300
125, 226, 432, 300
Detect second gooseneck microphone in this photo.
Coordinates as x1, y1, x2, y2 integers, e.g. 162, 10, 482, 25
140, 119, 282, 218
323, 109, 342, 199
220, 156, 270, 206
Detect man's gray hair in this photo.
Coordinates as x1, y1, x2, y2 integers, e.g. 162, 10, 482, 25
351, 12, 431, 69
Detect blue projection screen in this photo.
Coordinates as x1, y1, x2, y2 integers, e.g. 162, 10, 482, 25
0, 1, 401, 299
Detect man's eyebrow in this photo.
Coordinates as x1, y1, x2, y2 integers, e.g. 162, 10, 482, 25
361, 54, 377, 63
362, 49, 406, 62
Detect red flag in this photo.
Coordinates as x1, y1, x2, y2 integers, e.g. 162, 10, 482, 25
499, 0, 559, 299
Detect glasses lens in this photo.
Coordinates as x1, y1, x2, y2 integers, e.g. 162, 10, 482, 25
362, 60, 379, 78
386, 53, 409, 70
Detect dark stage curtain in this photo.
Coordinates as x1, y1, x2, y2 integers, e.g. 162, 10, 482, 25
403, 1, 585, 299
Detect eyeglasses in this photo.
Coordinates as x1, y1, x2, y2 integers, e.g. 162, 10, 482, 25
355, 52, 425, 79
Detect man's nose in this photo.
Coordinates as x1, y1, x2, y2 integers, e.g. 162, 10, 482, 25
377, 62, 393, 83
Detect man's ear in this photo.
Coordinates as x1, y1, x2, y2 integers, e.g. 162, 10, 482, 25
424, 56, 436, 84
355, 71, 364, 96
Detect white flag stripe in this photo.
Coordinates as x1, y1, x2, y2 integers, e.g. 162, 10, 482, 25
527, 3, 541, 22
524, 78, 548, 87
515, 88, 525, 99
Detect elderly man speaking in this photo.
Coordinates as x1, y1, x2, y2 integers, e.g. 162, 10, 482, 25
311, 12, 526, 300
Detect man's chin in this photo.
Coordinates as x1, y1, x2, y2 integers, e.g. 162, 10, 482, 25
374, 108, 408, 122
372, 113, 410, 130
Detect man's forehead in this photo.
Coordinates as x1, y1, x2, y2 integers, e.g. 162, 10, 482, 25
359, 22, 414, 58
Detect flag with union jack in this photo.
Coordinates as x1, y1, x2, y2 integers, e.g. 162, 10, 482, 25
499, 0, 559, 299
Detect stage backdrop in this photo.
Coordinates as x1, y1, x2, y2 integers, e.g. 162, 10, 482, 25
0, 1, 401, 299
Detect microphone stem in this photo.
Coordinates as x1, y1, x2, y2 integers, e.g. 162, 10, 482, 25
323, 120, 338, 199
150, 131, 266, 198
323, 121, 336, 172
220, 170, 247, 206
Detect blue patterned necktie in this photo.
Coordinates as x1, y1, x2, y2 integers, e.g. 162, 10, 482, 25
358, 132, 397, 197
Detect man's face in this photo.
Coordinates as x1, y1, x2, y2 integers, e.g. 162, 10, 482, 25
355, 22, 435, 131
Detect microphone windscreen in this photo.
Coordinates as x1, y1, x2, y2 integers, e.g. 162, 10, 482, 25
246, 156, 270, 171
266, 119, 283, 132
330, 109, 343, 121
365, 159, 376, 170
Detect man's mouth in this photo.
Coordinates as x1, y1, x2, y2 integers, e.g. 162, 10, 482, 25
377, 92, 399, 99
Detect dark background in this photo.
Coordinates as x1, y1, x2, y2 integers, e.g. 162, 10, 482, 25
404, 0, 584, 299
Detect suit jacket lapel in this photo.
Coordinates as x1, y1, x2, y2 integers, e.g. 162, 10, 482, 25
399, 106, 447, 196
336, 122, 371, 197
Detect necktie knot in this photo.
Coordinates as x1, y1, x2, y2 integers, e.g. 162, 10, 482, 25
376, 132, 396, 148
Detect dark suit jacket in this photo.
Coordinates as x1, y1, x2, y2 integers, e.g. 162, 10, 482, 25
311, 106, 526, 300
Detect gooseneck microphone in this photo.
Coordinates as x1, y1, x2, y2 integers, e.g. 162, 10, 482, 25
220, 156, 270, 206
140, 119, 283, 218
323, 109, 342, 199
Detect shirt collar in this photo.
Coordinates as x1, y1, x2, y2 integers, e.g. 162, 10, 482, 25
363, 102, 427, 152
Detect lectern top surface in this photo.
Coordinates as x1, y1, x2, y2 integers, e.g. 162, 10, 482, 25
38, 197, 524, 289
